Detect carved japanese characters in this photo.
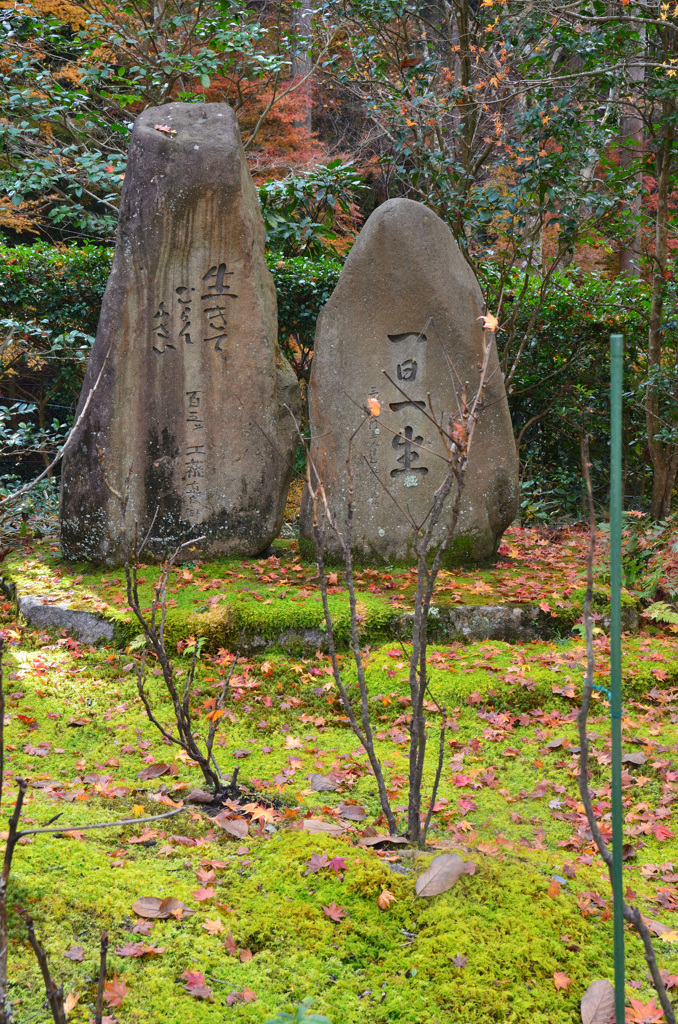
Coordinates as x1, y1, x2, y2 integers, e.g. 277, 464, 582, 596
60, 102, 300, 563
299, 198, 518, 563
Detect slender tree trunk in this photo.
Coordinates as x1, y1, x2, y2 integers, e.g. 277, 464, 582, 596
36, 395, 51, 474
290, 0, 313, 135
618, 26, 645, 278
646, 121, 678, 519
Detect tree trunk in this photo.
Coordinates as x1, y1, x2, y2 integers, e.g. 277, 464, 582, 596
618, 26, 645, 278
290, 0, 313, 135
646, 123, 678, 519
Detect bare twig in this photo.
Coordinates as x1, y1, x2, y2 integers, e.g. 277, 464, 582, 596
24, 916, 66, 1024
305, 445, 398, 835
12, 803, 185, 843
95, 931, 108, 1024
302, 324, 496, 845
578, 434, 677, 1024
0, 340, 113, 510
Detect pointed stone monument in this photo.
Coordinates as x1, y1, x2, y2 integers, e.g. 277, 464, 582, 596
60, 102, 300, 563
299, 198, 518, 563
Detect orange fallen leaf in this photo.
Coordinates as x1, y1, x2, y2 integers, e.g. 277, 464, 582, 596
378, 889, 397, 910
103, 972, 128, 1008
477, 311, 499, 332
203, 918, 225, 935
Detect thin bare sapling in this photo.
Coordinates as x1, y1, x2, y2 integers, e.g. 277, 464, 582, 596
103, 471, 239, 797
0, 640, 183, 1024
304, 319, 496, 846
578, 436, 676, 1024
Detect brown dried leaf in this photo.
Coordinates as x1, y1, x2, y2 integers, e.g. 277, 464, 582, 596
622, 751, 647, 766
580, 979, 615, 1024
213, 813, 248, 839
308, 774, 338, 792
137, 762, 171, 781
185, 788, 215, 804
63, 946, 84, 962
415, 853, 466, 897
337, 802, 366, 821
131, 896, 194, 920
302, 818, 345, 837
358, 834, 409, 847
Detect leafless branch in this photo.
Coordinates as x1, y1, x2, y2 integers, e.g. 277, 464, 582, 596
578, 433, 676, 1024
0, 340, 113, 510
95, 931, 108, 1024
24, 916, 66, 1024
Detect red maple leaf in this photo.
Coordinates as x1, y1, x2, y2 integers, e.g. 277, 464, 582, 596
226, 988, 257, 1005
626, 997, 665, 1023
103, 973, 128, 1008
327, 856, 347, 877
192, 886, 215, 901
322, 903, 347, 922
181, 969, 214, 1002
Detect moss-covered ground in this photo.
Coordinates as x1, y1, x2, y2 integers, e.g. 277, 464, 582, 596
2, 527, 678, 1022
0, 525, 635, 651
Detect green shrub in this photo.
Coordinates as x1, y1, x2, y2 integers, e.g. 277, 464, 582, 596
268, 254, 342, 381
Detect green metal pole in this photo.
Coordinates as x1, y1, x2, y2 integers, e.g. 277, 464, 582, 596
610, 334, 625, 1021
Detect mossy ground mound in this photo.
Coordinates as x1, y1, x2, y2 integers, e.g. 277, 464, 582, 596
0, 528, 675, 1022
0, 525, 638, 652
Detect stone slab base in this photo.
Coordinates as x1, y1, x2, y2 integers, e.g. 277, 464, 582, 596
5, 578, 639, 652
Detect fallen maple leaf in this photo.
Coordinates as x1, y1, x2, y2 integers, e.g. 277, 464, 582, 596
625, 997, 665, 1023
116, 942, 166, 957
203, 918, 225, 934
63, 946, 84, 961
192, 886, 215, 902
378, 889, 397, 910
226, 987, 257, 1005
327, 856, 347, 877
553, 971, 571, 991
366, 395, 381, 417
305, 852, 329, 874
103, 973, 128, 1008
131, 896, 194, 919
181, 969, 214, 1001
64, 991, 80, 1013
322, 903, 347, 922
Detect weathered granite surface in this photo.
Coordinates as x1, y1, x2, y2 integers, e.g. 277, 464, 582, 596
60, 102, 300, 564
300, 198, 518, 563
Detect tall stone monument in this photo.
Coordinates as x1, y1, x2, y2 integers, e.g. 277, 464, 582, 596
60, 102, 300, 563
299, 198, 518, 563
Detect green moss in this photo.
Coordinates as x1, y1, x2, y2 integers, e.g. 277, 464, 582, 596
440, 532, 490, 568
4, 616, 678, 1022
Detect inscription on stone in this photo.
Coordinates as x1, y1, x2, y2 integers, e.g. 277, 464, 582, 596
60, 101, 300, 563
300, 197, 518, 563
